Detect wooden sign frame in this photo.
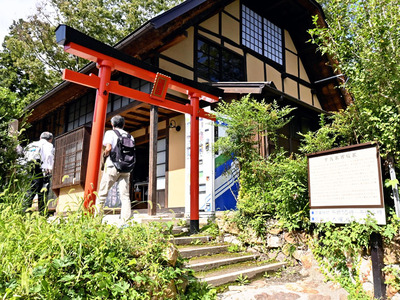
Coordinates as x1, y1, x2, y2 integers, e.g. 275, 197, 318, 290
307, 142, 386, 224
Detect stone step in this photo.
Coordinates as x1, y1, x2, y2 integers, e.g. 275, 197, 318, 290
171, 226, 189, 235
101, 215, 190, 235
102, 214, 124, 226
179, 245, 229, 259
171, 235, 212, 246
138, 217, 187, 224
200, 262, 286, 287
188, 254, 259, 272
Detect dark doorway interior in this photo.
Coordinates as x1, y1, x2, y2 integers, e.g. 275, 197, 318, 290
131, 143, 149, 209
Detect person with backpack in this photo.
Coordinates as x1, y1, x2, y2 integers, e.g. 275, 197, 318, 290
97, 115, 136, 222
23, 131, 55, 215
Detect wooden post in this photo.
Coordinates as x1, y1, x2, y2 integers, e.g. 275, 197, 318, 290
83, 60, 113, 210
189, 93, 200, 234
148, 105, 158, 215
370, 232, 386, 299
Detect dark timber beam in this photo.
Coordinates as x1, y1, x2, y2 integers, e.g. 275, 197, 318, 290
148, 105, 158, 216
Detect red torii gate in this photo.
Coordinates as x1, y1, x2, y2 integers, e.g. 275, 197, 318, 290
55, 25, 222, 233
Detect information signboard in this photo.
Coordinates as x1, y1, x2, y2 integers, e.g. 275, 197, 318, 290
308, 143, 386, 225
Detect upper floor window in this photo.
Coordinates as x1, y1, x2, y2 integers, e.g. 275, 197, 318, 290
66, 92, 95, 132
197, 37, 245, 82
242, 5, 283, 65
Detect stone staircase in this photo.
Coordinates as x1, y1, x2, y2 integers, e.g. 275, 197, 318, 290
103, 213, 286, 287
171, 235, 286, 287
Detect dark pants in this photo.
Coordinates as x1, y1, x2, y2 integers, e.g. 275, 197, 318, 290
23, 162, 50, 215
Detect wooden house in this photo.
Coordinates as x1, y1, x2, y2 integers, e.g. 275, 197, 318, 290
25, 0, 349, 217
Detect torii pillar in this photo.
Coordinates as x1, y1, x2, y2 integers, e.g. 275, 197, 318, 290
189, 93, 200, 232
55, 25, 222, 233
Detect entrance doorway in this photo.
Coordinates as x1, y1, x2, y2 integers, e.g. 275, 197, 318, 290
131, 143, 149, 209
131, 138, 167, 210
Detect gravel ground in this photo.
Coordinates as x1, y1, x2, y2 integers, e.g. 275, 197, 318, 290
217, 264, 349, 300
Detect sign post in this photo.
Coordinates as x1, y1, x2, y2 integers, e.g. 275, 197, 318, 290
308, 142, 387, 299
370, 232, 386, 299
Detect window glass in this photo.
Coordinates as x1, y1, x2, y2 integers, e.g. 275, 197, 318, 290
156, 138, 167, 190
86, 112, 93, 124
122, 97, 129, 107
197, 37, 244, 82
156, 164, 166, 177
66, 93, 95, 132
242, 5, 283, 65
157, 178, 165, 190
53, 127, 90, 190
157, 151, 166, 164
157, 139, 166, 151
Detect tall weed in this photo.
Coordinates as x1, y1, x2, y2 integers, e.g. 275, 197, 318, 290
237, 152, 309, 234
0, 205, 214, 299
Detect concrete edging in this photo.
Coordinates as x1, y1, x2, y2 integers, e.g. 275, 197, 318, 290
179, 245, 229, 258
202, 262, 286, 287
188, 254, 259, 272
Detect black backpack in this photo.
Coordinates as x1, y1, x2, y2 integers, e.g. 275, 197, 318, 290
110, 129, 136, 173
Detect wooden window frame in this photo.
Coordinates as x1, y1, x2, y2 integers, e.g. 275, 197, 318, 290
196, 36, 245, 82
241, 4, 283, 65
52, 126, 91, 194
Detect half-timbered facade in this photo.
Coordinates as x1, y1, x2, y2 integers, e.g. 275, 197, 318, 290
25, 0, 349, 216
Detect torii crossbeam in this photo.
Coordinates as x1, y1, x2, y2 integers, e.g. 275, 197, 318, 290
55, 25, 222, 233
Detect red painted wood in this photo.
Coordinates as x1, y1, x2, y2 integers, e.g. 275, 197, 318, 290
61, 38, 219, 222
190, 94, 200, 224
83, 60, 114, 210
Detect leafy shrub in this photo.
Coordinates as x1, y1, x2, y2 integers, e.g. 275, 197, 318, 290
214, 95, 294, 168
0, 203, 215, 299
312, 212, 400, 298
298, 113, 356, 155
214, 96, 308, 234
237, 152, 309, 234
383, 265, 400, 293
0, 87, 30, 202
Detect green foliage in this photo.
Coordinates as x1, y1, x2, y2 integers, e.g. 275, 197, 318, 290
53, 0, 183, 46
0, 0, 184, 102
0, 49, 40, 99
310, 0, 400, 165
1, 18, 67, 103
264, 268, 283, 279
214, 95, 295, 168
304, 3, 400, 293
0, 87, 29, 200
306, 3, 400, 293
214, 96, 308, 235
312, 212, 400, 298
383, 265, 400, 292
0, 203, 215, 299
235, 274, 249, 285
236, 153, 310, 234
299, 112, 359, 154
201, 221, 220, 237
227, 244, 242, 253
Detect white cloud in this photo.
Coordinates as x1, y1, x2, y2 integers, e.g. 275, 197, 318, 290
0, 0, 36, 43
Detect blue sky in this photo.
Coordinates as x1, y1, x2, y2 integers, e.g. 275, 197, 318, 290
0, 0, 36, 43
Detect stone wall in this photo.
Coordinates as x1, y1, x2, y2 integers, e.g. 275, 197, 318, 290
215, 212, 400, 299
